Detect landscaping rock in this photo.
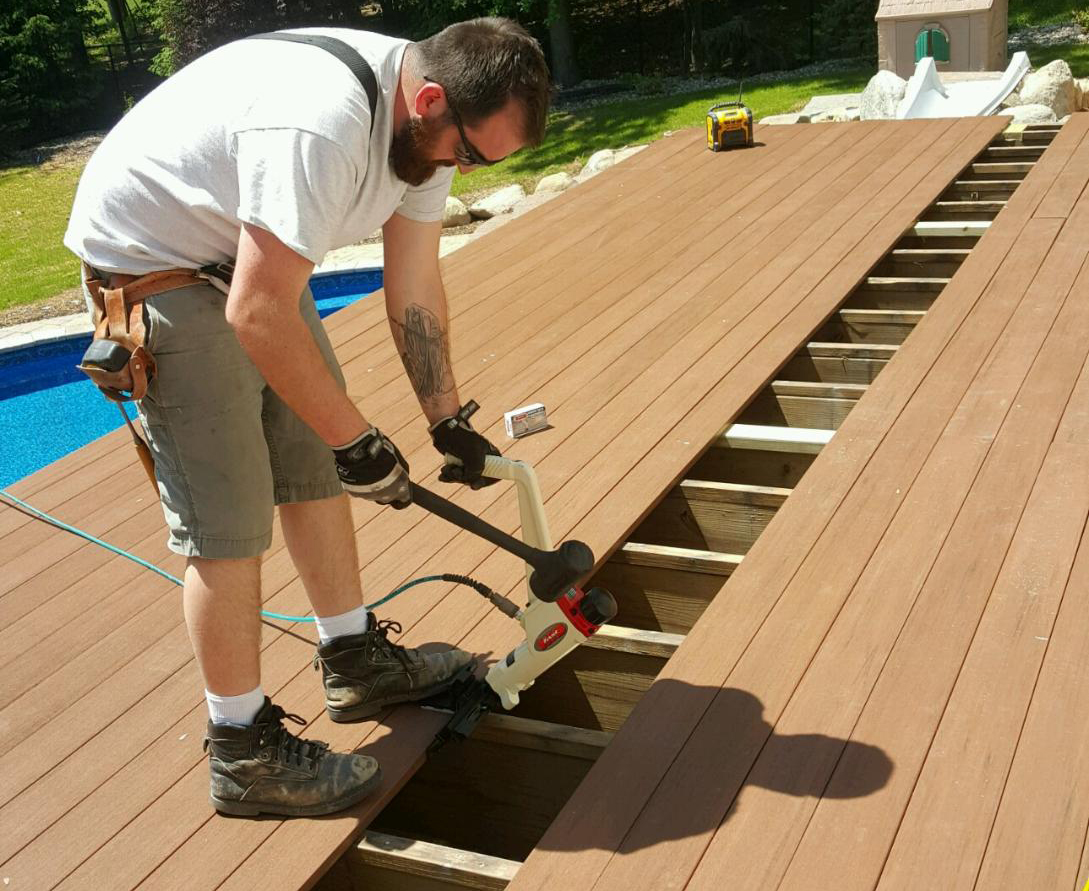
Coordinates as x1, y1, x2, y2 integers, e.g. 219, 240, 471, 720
1020, 59, 1077, 118
578, 148, 616, 180
468, 184, 526, 220
442, 195, 471, 228
614, 144, 648, 164
801, 93, 863, 116
760, 112, 810, 125
1000, 91, 1022, 108
860, 70, 907, 120
999, 103, 1058, 125
473, 191, 560, 237
1059, 114, 1072, 124
535, 171, 575, 194
1077, 78, 1089, 111
811, 106, 860, 123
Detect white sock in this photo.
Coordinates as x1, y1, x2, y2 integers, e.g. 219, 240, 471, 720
206, 686, 265, 726
315, 604, 371, 644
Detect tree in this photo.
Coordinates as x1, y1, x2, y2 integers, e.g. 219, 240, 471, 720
680, 0, 704, 76
0, 0, 103, 150
547, 0, 579, 87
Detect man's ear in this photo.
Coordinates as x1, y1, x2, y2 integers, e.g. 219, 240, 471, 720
413, 80, 447, 118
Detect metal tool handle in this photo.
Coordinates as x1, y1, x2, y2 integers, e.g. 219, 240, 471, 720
409, 480, 593, 603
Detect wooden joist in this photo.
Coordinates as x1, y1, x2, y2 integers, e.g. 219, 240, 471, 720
472, 713, 612, 761
587, 623, 686, 659
945, 179, 1021, 199
979, 144, 1046, 161
848, 277, 949, 311
717, 423, 833, 453
779, 342, 897, 385
320, 831, 521, 891
874, 248, 969, 278
912, 220, 992, 237
815, 308, 926, 345
740, 381, 865, 431
631, 480, 789, 554
968, 160, 1033, 177
594, 543, 741, 634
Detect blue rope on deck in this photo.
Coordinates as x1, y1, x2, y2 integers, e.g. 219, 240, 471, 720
0, 488, 449, 623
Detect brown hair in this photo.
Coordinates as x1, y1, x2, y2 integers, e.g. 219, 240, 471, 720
413, 17, 552, 146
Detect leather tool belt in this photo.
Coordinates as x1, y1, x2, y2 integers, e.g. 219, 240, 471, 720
78, 263, 207, 402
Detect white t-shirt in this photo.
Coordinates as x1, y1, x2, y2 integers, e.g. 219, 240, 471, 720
65, 28, 455, 273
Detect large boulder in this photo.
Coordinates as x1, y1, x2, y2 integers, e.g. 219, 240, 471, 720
1020, 59, 1077, 118
535, 171, 575, 194
1000, 91, 1022, 109
468, 184, 526, 220
999, 103, 1059, 126
860, 70, 907, 120
1077, 77, 1089, 111
442, 195, 471, 228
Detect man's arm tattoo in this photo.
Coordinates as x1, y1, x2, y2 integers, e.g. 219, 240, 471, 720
392, 304, 455, 403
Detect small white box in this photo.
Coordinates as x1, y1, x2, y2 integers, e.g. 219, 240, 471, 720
504, 403, 549, 439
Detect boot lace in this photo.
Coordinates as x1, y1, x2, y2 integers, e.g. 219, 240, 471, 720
256, 705, 330, 768
371, 618, 417, 671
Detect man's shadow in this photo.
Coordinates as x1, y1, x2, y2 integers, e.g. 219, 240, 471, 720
516, 679, 893, 852
368, 669, 892, 860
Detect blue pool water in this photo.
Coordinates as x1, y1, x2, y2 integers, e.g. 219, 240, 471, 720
0, 269, 382, 489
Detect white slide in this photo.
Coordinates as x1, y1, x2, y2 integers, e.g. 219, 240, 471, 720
897, 51, 1031, 119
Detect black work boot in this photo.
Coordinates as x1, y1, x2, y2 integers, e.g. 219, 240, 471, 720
314, 613, 475, 722
204, 698, 381, 817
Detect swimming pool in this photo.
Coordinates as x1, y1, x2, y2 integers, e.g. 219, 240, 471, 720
0, 269, 382, 489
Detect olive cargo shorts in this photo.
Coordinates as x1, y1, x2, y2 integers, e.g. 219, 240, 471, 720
130, 281, 344, 558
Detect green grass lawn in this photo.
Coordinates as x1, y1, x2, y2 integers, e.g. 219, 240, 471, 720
1022, 39, 1089, 75
1009, 0, 1085, 29
0, 163, 84, 311
450, 67, 872, 198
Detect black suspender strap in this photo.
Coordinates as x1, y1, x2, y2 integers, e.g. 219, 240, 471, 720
247, 32, 380, 136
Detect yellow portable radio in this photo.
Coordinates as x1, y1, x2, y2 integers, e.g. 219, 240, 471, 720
707, 83, 754, 152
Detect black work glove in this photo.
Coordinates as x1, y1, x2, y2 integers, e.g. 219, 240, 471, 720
332, 427, 412, 508
429, 402, 501, 490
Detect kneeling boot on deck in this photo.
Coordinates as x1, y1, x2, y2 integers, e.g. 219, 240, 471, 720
204, 698, 381, 817
314, 613, 474, 722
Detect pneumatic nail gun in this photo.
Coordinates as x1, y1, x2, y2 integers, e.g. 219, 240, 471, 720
409, 436, 618, 749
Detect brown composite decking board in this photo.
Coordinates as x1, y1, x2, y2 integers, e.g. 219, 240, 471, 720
0, 118, 836, 880
191, 119, 949, 888
110, 117, 942, 890
0, 118, 831, 787
0, 118, 1000, 890
510, 114, 1089, 891
546, 161, 1063, 891
0, 116, 867, 788
0, 123, 810, 875
214, 116, 1003, 890
692, 216, 1089, 889
686, 178, 1089, 890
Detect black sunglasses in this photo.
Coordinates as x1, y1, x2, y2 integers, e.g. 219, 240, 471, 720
423, 76, 502, 168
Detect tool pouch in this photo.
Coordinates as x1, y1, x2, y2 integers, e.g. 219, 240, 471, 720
77, 265, 205, 402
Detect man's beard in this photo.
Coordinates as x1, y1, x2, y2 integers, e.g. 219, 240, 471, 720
389, 114, 452, 186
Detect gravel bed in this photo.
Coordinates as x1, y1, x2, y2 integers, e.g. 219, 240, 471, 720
1009, 22, 1088, 49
